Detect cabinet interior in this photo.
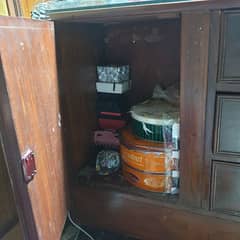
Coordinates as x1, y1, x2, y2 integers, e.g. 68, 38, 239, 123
2, 5, 240, 239
55, 17, 181, 202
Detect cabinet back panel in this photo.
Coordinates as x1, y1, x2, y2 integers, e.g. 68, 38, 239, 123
104, 19, 180, 105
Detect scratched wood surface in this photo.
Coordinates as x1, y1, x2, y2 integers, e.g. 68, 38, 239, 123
0, 17, 67, 240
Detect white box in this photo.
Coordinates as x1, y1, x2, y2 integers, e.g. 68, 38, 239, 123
96, 80, 131, 94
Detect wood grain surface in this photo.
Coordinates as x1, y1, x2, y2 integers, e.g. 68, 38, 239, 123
55, 22, 103, 175
180, 12, 210, 207
72, 186, 240, 240
202, 10, 220, 210
0, 17, 67, 240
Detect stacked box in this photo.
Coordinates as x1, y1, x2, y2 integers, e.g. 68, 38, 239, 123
121, 97, 180, 194
94, 65, 131, 176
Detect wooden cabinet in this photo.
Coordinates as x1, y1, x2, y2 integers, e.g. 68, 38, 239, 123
206, 9, 240, 223
1, 2, 240, 240
219, 11, 240, 83
214, 95, 240, 155
211, 161, 240, 216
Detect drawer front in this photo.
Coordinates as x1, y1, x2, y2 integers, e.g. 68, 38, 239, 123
214, 95, 240, 155
211, 161, 240, 216
219, 11, 240, 83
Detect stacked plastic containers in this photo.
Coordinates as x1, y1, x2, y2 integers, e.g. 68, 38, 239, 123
120, 85, 180, 194
94, 65, 131, 175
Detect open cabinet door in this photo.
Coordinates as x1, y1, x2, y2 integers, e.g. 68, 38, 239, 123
0, 17, 67, 240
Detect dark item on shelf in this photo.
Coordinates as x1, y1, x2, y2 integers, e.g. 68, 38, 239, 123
96, 92, 130, 114
98, 112, 128, 130
94, 130, 120, 149
96, 150, 121, 175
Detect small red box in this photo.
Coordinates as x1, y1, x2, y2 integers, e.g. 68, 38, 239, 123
98, 112, 127, 130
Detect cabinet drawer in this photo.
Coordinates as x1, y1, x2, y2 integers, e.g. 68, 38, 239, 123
214, 95, 240, 155
219, 11, 240, 83
211, 161, 240, 216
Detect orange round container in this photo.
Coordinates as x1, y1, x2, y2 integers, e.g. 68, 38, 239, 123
120, 128, 178, 193
120, 128, 173, 173
122, 163, 172, 192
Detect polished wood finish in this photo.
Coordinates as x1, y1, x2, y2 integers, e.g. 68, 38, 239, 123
2, 3, 240, 240
72, 186, 240, 240
211, 161, 240, 216
50, 0, 240, 23
202, 11, 221, 210
218, 10, 240, 83
55, 22, 102, 175
0, 17, 67, 240
203, 8, 240, 216
0, 143, 19, 238
180, 12, 210, 207
214, 95, 240, 156
105, 19, 180, 105
0, 51, 38, 240
78, 170, 179, 204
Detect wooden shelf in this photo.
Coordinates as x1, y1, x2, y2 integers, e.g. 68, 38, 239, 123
77, 166, 179, 205
71, 175, 240, 240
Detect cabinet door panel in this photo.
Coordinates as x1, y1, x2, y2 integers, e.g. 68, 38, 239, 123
219, 11, 240, 83
211, 161, 240, 216
0, 17, 67, 240
215, 95, 240, 155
